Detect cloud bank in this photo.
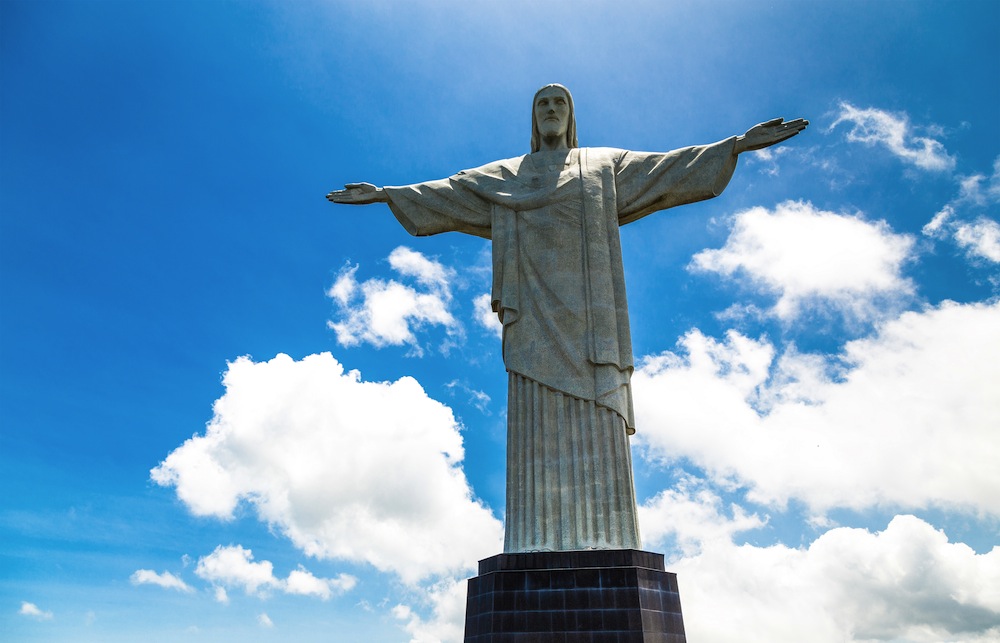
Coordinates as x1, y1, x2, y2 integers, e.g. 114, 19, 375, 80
633, 299, 1000, 515
393, 578, 469, 643
151, 352, 503, 585
640, 483, 1000, 643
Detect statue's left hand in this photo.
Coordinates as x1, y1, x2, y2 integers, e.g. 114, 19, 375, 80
735, 117, 809, 154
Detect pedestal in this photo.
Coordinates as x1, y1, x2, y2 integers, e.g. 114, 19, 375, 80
464, 549, 686, 643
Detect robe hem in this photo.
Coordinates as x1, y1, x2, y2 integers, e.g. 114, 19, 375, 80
507, 369, 636, 435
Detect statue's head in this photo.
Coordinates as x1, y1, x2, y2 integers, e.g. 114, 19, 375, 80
530, 84, 578, 153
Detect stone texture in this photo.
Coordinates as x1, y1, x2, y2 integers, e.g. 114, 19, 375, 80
465, 549, 686, 643
505, 374, 640, 552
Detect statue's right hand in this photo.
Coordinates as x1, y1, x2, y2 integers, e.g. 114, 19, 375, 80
326, 182, 387, 205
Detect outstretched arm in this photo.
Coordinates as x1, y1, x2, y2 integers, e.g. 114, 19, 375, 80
734, 117, 809, 155
326, 182, 389, 205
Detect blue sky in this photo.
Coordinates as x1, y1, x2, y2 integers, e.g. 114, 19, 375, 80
2, 1, 998, 641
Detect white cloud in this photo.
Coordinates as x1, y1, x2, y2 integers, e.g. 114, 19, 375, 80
646, 487, 1000, 643
285, 567, 357, 599
195, 545, 279, 598
744, 144, 791, 176
327, 247, 461, 355
473, 293, 503, 338
19, 601, 53, 620
192, 545, 356, 601
691, 201, 915, 321
327, 264, 358, 305
830, 102, 955, 172
957, 157, 1000, 206
388, 245, 454, 290
923, 157, 1000, 264
639, 476, 766, 557
257, 612, 274, 628
955, 218, 1000, 263
152, 352, 503, 585
445, 379, 492, 414
923, 204, 954, 236
392, 577, 468, 643
633, 300, 1000, 515
129, 569, 194, 593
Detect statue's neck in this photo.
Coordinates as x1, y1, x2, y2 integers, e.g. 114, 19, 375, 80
536, 136, 569, 152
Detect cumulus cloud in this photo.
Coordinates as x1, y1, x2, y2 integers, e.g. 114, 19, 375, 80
285, 566, 357, 599
129, 569, 193, 593
632, 300, 1000, 515
257, 612, 274, 628
389, 244, 455, 288
195, 545, 279, 597
954, 218, 1000, 263
19, 601, 53, 620
691, 201, 915, 321
327, 246, 461, 355
151, 352, 503, 585
193, 545, 356, 601
392, 577, 468, 643
644, 485, 1000, 643
639, 476, 766, 557
830, 102, 955, 171
473, 293, 503, 338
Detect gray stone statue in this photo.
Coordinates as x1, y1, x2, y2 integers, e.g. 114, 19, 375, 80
328, 84, 807, 553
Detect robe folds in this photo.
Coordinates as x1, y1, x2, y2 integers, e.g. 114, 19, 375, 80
384, 139, 738, 551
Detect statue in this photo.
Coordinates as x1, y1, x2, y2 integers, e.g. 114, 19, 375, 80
328, 84, 807, 553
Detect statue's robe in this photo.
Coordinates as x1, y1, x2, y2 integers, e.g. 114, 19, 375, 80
385, 139, 738, 552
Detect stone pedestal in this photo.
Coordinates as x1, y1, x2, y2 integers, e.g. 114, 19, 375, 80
464, 549, 686, 643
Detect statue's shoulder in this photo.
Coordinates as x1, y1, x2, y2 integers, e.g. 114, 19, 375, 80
454, 154, 528, 179
579, 147, 628, 166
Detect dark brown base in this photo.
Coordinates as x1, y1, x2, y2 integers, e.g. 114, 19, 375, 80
464, 549, 686, 643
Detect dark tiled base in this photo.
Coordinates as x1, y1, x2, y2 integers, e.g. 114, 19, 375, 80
464, 549, 686, 643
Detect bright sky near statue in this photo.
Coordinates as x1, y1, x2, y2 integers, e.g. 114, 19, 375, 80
2, 2, 998, 642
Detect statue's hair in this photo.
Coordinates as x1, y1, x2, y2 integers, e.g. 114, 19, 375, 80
530, 84, 578, 153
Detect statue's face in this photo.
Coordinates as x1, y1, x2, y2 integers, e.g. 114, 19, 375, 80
534, 87, 570, 143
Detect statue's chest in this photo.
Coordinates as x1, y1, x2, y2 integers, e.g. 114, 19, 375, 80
518, 163, 576, 191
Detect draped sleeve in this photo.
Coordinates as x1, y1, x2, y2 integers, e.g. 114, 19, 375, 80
383, 173, 494, 239
614, 137, 739, 226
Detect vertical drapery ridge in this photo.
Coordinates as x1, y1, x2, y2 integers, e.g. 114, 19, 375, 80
504, 373, 641, 553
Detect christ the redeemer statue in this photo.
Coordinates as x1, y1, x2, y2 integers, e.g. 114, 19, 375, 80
328, 84, 807, 554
